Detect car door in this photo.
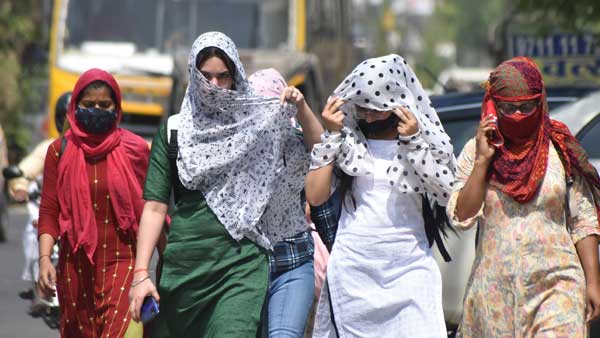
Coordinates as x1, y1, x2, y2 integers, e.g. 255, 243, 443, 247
433, 104, 481, 331
576, 113, 600, 172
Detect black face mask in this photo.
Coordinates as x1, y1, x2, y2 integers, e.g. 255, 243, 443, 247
75, 107, 117, 134
357, 114, 399, 137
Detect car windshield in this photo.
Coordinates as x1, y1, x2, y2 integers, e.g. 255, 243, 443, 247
62, 0, 289, 53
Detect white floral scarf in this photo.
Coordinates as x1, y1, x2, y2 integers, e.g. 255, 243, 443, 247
177, 32, 297, 248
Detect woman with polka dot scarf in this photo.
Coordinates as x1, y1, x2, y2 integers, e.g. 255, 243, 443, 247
305, 54, 456, 338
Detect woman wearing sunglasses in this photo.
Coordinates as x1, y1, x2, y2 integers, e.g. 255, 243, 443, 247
448, 57, 600, 337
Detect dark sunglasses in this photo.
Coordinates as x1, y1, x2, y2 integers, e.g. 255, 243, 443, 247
355, 105, 390, 119
496, 100, 539, 115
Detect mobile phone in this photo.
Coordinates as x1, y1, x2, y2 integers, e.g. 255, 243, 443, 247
140, 296, 159, 325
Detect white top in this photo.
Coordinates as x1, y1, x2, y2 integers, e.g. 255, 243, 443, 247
314, 139, 447, 338
339, 139, 424, 233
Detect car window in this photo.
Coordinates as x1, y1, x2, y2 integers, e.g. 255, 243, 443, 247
442, 119, 478, 156
438, 107, 480, 156
577, 115, 600, 159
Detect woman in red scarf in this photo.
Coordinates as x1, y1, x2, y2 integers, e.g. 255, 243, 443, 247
37, 68, 150, 338
448, 57, 600, 337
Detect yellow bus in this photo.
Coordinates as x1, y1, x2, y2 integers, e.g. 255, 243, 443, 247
48, 0, 354, 138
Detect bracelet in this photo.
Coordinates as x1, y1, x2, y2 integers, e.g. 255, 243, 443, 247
133, 268, 148, 274
131, 276, 151, 288
38, 255, 51, 262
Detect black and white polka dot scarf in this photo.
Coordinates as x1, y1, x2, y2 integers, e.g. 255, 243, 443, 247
177, 32, 296, 248
310, 54, 456, 206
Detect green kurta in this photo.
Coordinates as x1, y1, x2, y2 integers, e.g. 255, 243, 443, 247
144, 122, 269, 338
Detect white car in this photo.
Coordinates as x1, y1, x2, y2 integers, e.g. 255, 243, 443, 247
551, 90, 600, 171
551, 91, 600, 334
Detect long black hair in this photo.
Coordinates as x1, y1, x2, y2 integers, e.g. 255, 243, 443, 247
54, 92, 71, 134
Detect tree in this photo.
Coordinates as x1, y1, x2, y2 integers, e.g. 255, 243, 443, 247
416, 0, 509, 89
0, 0, 47, 160
418, 0, 600, 89
514, 0, 600, 33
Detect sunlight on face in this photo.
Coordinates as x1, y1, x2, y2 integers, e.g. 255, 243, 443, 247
199, 56, 234, 90
78, 86, 115, 111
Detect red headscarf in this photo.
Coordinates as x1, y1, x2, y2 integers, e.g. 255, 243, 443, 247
58, 68, 149, 263
482, 57, 600, 212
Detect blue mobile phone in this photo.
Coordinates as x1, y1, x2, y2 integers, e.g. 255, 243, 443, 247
141, 296, 159, 325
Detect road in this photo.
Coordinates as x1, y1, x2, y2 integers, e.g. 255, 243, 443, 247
0, 205, 59, 338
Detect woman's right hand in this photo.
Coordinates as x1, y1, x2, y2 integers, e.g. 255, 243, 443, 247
129, 277, 160, 322
321, 97, 346, 133
38, 257, 56, 297
475, 115, 497, 166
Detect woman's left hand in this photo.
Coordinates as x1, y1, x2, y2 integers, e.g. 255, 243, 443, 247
393, 107, 419, 137
280, 86, 306, 110
586, 281, 600, 322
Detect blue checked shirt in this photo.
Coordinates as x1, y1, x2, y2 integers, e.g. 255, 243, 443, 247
269, 230, 314, 274
268, 191, 341, 273
309, 190, 341, 252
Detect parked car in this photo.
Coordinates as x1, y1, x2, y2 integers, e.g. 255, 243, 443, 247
551, 90, 600, 335
551, 90, 600, 170
430, 86, 599, 336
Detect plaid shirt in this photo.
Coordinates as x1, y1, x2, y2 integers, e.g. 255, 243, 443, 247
310, 190, 341, 252
268, 191, 341, 273
269, 230, 314, 273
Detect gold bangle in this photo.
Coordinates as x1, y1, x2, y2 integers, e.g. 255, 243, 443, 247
38, 255, 51, 262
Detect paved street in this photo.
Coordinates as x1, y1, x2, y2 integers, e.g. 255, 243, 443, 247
0, 205, 59, 338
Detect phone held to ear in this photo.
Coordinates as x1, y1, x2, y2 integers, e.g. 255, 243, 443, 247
483, 99, 504, 148
141, 296, 159, 325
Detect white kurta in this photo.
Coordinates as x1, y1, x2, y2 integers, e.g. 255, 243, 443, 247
313, 139, 446, 338
21, 181, 40, 282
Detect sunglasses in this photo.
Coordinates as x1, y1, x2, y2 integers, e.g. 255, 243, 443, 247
495, 100, 539, 115
355, 106, 390, 120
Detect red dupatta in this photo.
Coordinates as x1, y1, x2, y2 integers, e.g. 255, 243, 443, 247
482, 58, 600, 221
57, 68, 149, 263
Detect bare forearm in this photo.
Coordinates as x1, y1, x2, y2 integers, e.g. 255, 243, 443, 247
456, 160, 489, 221
576, 235, 600, 285
305, 163, 335, 206
296, 103, 324, 149
39, 233, 56, 257
134, 201, 168, 270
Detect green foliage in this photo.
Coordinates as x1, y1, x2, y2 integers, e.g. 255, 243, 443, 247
416, 0, 600, 89
0, 0, 46, 158
514, 0, 600, 32
0, 1, 36, 52
421, 0, 509, 67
